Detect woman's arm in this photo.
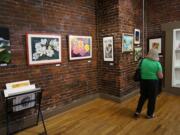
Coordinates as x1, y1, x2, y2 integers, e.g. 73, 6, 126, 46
157, 71, 163, 79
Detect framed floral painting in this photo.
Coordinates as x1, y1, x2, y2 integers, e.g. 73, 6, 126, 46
148, 37, 162, 54
0, 27, 11, 64
103, 36, 114, 61
26, 33, 61, 65
122, 33, 134, 52
69, 35, 92, 60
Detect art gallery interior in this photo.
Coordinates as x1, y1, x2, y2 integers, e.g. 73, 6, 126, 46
0, 0, 180, 135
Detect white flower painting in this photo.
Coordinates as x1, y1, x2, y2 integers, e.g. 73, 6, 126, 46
26, 34, 61, 65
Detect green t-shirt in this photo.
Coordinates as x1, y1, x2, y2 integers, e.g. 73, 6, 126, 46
140, 58, 162, 80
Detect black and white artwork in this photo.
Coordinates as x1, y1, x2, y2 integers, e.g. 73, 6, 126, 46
0, 27, 11, 64
103, 36, 114, 61
13, 93, 35, 112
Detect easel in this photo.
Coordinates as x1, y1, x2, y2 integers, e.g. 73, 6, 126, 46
2, 88, 47, 135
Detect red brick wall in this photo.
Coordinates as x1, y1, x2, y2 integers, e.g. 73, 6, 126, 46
0, 0, 97, 126
97, 0, 143, 97
146, 0, 180, 76
147, 0, 180, 38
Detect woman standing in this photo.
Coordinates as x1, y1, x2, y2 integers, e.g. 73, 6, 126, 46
134, 48, 163, 119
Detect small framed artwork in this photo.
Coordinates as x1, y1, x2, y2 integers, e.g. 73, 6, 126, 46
26, 33, 61, 65
0, 27, 11, 64
103, 36, 114, 61
134, 29, 140, 44
148, 37, 162, 54
69, 35, 92, 60
134, 47, 142, 61
122, 33, 134, 52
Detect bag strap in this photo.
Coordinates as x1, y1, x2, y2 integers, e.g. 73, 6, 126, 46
138, 58, 144, 68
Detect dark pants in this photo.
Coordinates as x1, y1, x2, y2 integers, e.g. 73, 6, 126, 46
136, 80, 159, 116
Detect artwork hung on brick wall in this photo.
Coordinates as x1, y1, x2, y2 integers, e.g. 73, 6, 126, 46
148, 37, 162, 54
122, 33, 134, 52
134, 29, 140, 44
26, 33, 61, 65
103, 36, 114, 61
0, 27, 11, 64
69, 35, 92, 60
134, 47, 142, 61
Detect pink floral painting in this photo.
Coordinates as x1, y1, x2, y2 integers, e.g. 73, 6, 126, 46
69, 35, 92, 60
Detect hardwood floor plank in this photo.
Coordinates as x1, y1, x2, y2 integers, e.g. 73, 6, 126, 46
16, 93, 180, 135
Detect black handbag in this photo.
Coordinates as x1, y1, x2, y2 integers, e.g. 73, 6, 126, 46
133, 59, 143, 82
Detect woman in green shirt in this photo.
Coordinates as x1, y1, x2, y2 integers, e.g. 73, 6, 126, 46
134, 48, 163, 119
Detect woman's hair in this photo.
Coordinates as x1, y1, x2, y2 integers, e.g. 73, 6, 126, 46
147, 48, 159, 61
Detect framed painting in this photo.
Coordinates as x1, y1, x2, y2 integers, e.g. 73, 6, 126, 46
26, 33, 61, 65
0, 27, 11, 64
148, 37, 162, 54
134, 29, 140, 44
134, 47, 142, 61
122, 33, 134, 52
103, 36, 114, 61
69, 35, 92, 60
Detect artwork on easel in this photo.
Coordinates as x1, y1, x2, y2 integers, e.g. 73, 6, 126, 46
103, 36, 114, 61
0, 27, 11, 64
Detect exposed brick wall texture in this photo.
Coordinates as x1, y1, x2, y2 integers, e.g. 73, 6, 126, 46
146, 0, 180, 74
97, 0, 143, 97
0, 0, 97, 126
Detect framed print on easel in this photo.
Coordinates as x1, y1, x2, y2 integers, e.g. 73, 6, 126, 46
103, 36, 114, 61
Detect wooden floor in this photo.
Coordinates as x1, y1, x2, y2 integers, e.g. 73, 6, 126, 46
16, 93, 180, 135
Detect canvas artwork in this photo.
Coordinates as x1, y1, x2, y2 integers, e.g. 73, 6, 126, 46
69, 35, 92, 60
122, 33, 134, 52
148, 37, 162, 54
103, 36, 114, 61
0, 27, 11, 64
134, 47, 142, 61
134, 29, 140, 44
26, 34, 61, 65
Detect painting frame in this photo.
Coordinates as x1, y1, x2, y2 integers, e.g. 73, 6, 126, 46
69, 35, 92, 60
134, 46, 142, 61
103, 36, 114, 62
26, 33, 61, 66
148, 37, 162, 54
0, 27, 11, 64
134, 29, 140, 44
122, 33, 134, 52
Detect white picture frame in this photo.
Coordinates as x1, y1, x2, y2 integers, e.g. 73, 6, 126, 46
103, 36, 114, 61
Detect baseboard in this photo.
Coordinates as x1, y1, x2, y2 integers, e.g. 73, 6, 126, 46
99, 89, 139, 102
